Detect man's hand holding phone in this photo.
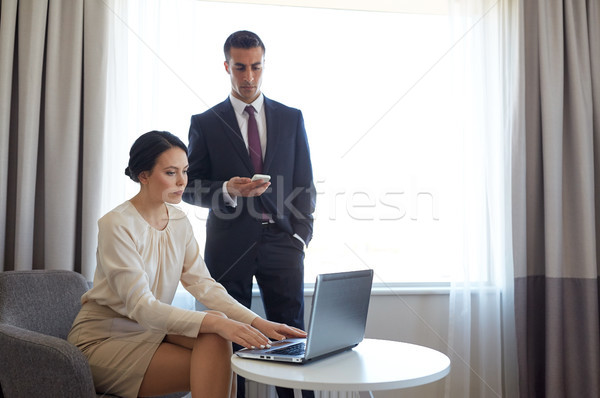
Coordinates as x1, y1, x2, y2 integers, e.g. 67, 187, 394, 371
227, 175, 271, 197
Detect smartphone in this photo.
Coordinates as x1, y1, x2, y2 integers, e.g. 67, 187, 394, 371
251, 174, 271, 182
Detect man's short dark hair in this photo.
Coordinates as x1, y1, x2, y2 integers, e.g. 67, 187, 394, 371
224, 30, 265, 62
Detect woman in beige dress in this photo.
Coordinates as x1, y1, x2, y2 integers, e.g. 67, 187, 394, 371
68, 131, 305, 398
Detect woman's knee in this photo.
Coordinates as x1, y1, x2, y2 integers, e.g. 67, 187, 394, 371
199, 329, 230, 345
195, 332, 232, 359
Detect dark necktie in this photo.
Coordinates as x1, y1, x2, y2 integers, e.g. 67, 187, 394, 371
245, 105, 263, 173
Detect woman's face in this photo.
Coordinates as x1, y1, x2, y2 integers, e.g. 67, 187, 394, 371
141, 147, 188, 204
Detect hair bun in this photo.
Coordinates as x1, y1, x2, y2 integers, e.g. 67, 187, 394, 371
124, 167, 131, 177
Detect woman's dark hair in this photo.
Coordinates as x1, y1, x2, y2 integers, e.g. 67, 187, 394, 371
223, 30, 265, 62
124, 131, 188, 183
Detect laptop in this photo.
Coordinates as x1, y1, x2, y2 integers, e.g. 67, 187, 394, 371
236, 269, 374, 364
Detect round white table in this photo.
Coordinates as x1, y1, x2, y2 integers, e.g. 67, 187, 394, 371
231, 338, 451, 397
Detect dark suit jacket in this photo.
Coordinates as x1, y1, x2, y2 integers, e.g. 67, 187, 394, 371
183, 96, 316, 249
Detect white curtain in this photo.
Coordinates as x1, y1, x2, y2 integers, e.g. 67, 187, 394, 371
0, 0, 110, 279
444, 0, 518, 397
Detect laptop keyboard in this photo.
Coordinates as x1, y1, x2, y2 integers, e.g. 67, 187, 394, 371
269, 342, 306, 356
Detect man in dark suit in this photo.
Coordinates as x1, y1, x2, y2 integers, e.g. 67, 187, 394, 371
183, 30, 316, 398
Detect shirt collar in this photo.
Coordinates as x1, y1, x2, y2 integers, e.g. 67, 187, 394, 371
229, 93, 264, 115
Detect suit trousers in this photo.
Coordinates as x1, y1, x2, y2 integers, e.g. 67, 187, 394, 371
207, 221, 314, 398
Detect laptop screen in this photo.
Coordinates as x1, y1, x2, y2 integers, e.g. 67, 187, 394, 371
305, 269, 374, 360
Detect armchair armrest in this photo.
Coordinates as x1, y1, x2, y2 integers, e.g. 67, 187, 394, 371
0, 323, 97, 398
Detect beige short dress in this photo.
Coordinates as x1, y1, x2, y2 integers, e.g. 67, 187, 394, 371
68, 301, 166, 397
68, 201, 258, 398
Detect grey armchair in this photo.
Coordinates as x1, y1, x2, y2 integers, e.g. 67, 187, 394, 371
0, 270, 188, 398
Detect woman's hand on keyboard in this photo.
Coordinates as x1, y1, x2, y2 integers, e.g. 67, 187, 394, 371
251, 317, 307, 342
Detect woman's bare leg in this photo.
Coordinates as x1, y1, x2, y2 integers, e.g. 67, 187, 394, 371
139, 334, 233, 397
138, 341, 192, 396
190, 332, 233, 397
139, 311, 234, 397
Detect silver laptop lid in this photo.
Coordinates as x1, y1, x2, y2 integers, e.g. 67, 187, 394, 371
304, 269, 374, 360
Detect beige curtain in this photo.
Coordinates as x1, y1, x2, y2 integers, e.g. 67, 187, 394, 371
513, 0, 600, 396
0, 0, 109, 279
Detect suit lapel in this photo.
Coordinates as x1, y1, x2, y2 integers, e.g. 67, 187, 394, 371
216, 99, 254, 173
263, 97, 280, 173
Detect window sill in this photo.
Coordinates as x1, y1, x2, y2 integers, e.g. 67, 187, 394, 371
251, 282, 499, 297
250, 283, 453, 297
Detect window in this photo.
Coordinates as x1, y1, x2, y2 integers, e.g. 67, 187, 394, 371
106, 0, 501, 284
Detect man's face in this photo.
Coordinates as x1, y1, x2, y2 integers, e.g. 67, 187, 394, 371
225, 46, 264, 104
